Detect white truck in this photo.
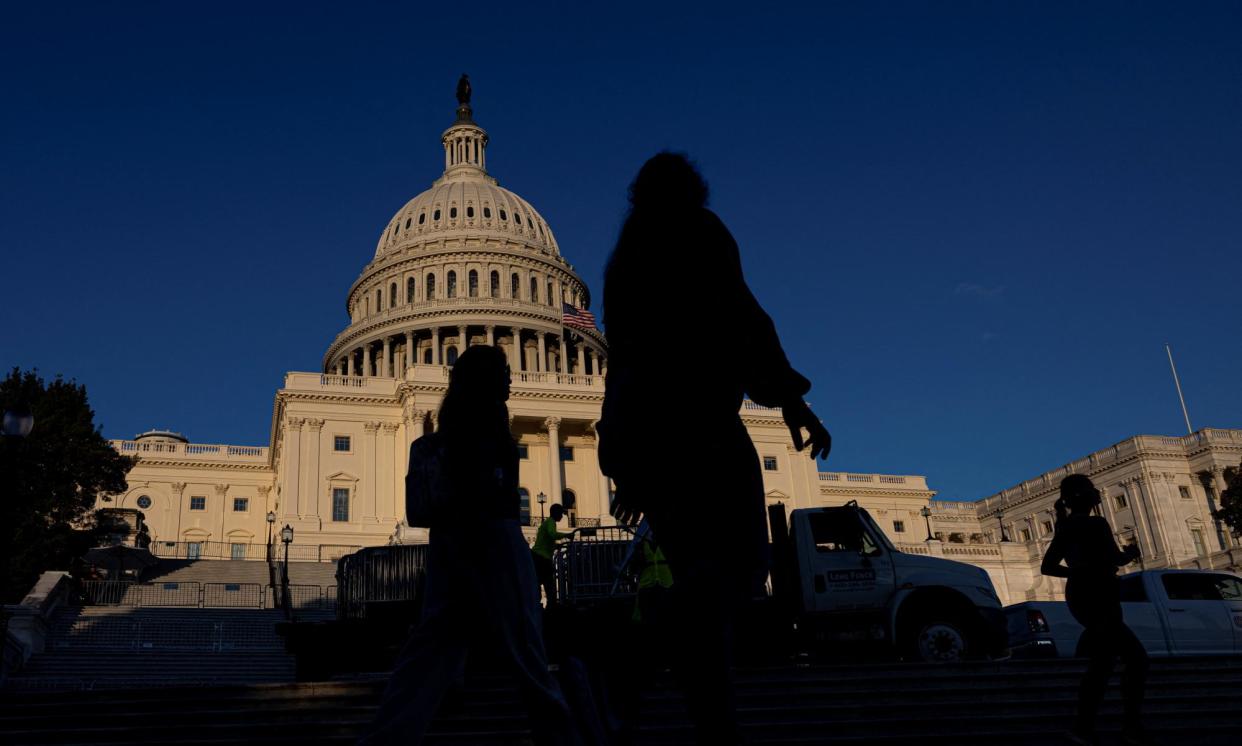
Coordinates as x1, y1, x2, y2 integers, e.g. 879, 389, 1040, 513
1006, 569, 1242, 658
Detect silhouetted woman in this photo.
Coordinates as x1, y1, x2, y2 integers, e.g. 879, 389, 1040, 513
1041, 474, 1149, 745
360, 345, 578, 746
598, 152, 830, 744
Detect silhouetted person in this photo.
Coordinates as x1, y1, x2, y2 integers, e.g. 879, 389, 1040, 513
1041, 474, 1149, 746
598, 152, 831, 744
360, 346, 579, 746
532, 503, 571, 605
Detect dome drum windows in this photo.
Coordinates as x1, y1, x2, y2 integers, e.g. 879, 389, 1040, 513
510, 272, 520, 299
404, 218, 411, 229
390, 282, 397, 309
489, 270, 500, 299
433, 209, 441, 221
529, 277, 538, 303
466, 206, 475, 218
419, 212, 426, 225
483, 206, 492, 219
426, 274, 437, 301
450, 207, 458, 219
499, 209, 508, 221
407, 277, 416, 304
468, 270, 479, 298
447, 270, 457, 298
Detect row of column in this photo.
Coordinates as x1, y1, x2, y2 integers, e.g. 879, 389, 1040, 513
334, 326, 605, 378
282, 416, 399, 524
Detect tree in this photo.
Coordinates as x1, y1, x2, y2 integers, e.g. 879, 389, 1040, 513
1212, 463, 1242, 541
1, 368, 135, 603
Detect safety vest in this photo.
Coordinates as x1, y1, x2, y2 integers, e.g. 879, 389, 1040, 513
638, 541, 673, 590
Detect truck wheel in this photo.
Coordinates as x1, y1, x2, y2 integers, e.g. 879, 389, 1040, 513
905, 617, 972, 663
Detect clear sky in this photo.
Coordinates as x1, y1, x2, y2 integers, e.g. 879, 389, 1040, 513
3, 2, 1239, 501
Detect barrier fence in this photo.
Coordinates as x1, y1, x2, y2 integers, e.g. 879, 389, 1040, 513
79, 581, 336, 611
150, 541, 360, 563
337, 545, 429, 620
554, 526, 640, 604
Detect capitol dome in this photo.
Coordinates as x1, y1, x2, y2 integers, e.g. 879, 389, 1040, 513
322, 77, 605, 381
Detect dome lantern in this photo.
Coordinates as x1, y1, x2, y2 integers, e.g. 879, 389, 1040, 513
441, 74, 489, 180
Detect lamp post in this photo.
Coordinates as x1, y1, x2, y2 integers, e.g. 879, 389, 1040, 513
997, 511, 1011, 543
920, 506, 934, 542
280, 524, 293, 615
265, 511, 276, 563
537, 491, 547, 522
2, 406, 35, 439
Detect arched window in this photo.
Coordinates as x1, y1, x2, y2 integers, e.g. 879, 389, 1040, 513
433, 209, 441, 221
468, 270, 479, 298
404, 218, 411, 229
511, 273, 519, 299
389, 282, 397, 308
445, 346, 458, 366
418, 212, 426, 225
423, 348, 433, 364
547, 281, 554, 306
376, 289, 382, 311
483, 206, 492, 219
466, 206, 475, 218
515, 213, 522, 225
518, 488, 531, 525
450, 206, 458, 219
426, 274, 436, 301
530, 277, 538, 303
499, 208, 508, 221
447, 271, 457, 298
489, 271, 500, 299
407, 277, 415, 303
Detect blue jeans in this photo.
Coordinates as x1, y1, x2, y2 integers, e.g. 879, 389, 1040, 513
359, 519, 579, 745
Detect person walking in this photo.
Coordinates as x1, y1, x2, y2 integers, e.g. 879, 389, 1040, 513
359, 345, 579, 746
597, 152, 831, 744
1041, 474, 1150, 746
532, 503, 571, 606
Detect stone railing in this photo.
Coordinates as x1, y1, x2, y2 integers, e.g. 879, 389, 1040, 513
113, 440, 269, 462
818, 472, 929, 490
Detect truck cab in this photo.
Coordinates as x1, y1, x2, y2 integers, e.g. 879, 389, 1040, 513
775, 503, 1007, 662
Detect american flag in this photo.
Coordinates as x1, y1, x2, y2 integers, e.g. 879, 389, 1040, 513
561, 302, 597, 331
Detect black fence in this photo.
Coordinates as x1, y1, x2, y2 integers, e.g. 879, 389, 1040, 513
150, 541, 360, 563
553, 526, 640, 604
336, 545, 429, 621
79, 580, 335, 611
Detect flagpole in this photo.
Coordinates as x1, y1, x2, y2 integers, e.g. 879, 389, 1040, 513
1165, 343, 1193, 435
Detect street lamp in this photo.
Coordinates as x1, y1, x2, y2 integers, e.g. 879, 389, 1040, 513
2, 406, 34, 439
537, 491, 547, 522
919, 506, 934, 542
265, 511, 276, 562
280, 524, 293, 614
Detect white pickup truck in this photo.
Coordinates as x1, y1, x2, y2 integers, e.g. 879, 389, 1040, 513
1006, 569, 1242, 658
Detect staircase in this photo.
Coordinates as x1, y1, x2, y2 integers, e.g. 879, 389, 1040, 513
3, 657, 1239, 744
144, 558, 340, 588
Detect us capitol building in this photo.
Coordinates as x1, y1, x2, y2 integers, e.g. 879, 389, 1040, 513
99, 84, 1242, 604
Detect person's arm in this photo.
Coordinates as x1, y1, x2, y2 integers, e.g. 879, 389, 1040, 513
1098, 519, 1139, 566
1040, 531, 1070, 578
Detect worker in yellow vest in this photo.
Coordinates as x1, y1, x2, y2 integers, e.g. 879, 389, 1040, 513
632, 536, 674, 625
531, 504, 571, 606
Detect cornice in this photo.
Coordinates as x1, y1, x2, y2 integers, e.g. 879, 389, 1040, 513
129, 458, 276, 474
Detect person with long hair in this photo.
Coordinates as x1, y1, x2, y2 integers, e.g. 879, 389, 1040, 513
598, 152, 831, 744
1041, 474, 1150, 746
360, 345, 579, 746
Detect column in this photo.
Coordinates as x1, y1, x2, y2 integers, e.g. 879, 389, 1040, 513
545, 417, 563, 508
381, 337, 391, 378
577, 342, 586, 376
590, 421, 612, 524
304, 419, 324, 518
458, 325, 468, 352
405, 331, 415, 371
380, 423, 400, 521
537, 335, 547, 373
346, 351, 355, 376
362, 422, 379, 521
432, 328, 441, 365
510, 327, 521, 370
364, 343, 373, 377
559, 335, 568, 374
283, 418, 304, 518
336, 360, 344, 375
486, 325, 495, 346
1130, 478, 1163, 560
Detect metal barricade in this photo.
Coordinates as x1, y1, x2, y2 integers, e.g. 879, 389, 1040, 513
203, 582, 263, 608
554, 526, 640, 604
285, 584, 325, 611
336, 545, 429, 620
130, 582, 201, 607
79, 581, 133, 605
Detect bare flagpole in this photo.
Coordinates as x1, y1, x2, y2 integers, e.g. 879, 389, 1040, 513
1165, 343, 1193, 435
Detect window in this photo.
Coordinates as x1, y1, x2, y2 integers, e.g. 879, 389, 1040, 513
446, 346, 458, 366
334, 435, 351, 452
490, 271, 500, 298
762, 456, 778, 471
332, 488, 349, 522
231, 543, 247, 560
1113, 493, 1128, 510
1118, 575, 1149, 602
407, 278, 415, 303
375, 289, 382, 311
808, 511, 878, 555
433, 209, 441, 221
466, 206, 474, 218
187, 542, 202, 559
530, 277, 538, 302
515, 213, 522, 225
450, 206, 458, 219
447, 271, 457, 298
500, 208, 508, 221
404, 218, 411, 229
136, 495, 152, 509
1191, 528, 1206, 557
426, 274, 436, 300
1019, 528, 1032, 542
1042, 521, 1054, 536
547, 281, 554, 305
893, 520, 906, 533
483, 206, 492, 219
511, 273, 519, 298
519, 488, 531, 525
390, 282, 397, 308
559, 446, 574, 462
423, 348, 433, 364
1162, 572, 1240, 601
468, 270, 479, 297
190, 496, 206, 511
418, 212, 425, 225
1179, 485, 1191, 500
518, 443, 529, 459
233, 497, 249, 512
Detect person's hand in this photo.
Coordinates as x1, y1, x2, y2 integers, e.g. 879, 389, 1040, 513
783, 399, 831, 460
609, 488, 643, 525
1123, 543, 1141, 562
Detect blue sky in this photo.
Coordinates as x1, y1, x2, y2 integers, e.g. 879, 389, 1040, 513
2, 2, 1239, 501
